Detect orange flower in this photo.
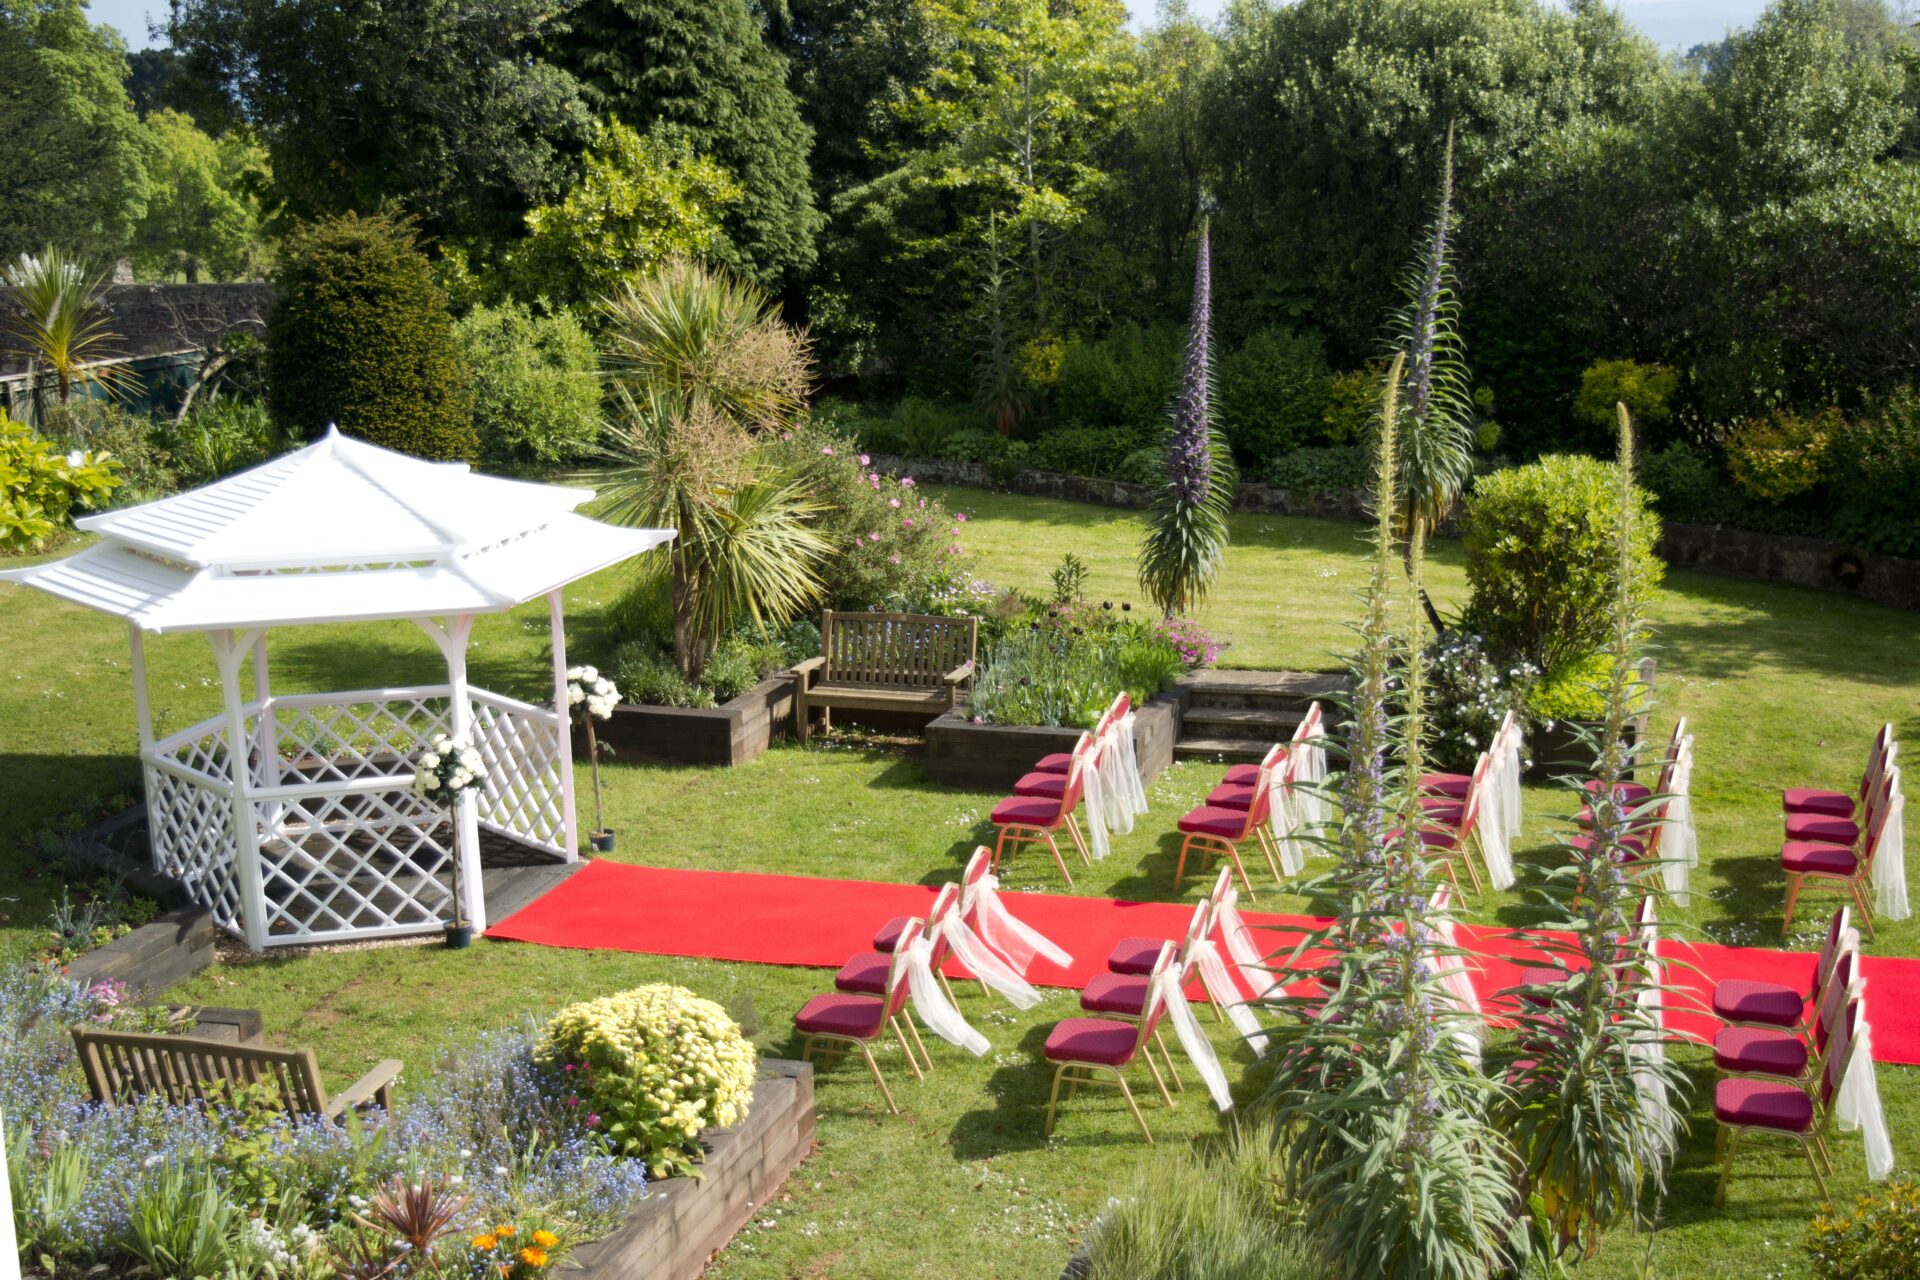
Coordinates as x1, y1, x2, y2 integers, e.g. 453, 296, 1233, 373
519, 1247, 550, 1268
531, 1230, 559, 1249
472, 1235, 498, 1251
494, 1224, 517, 1238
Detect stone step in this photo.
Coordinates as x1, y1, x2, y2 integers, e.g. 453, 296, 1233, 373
1179, 705, 1302, 742
1184, 669, 1346, 712
1171, 736, 1273, 764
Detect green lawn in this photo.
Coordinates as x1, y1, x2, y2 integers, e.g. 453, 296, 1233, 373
4, 488, 1918, 1277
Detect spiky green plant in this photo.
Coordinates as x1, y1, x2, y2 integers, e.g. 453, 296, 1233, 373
0, 247, 138, 414
974, 215, 1030, 436
1140, 220, 1235, 617
1497, 403, 1687, 1258
1261, 353, 1520, 1280
1383, 126, 1475, 612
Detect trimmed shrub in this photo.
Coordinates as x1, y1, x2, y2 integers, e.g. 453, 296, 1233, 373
1218, 327, 1332, 467
1027, 424, 1148, 478
267, 212, 477, 460
1573, 359, 1679, 436
1259, 445, 1370, 492
1527, 651, 1616, 724
1052, 322, 1184, 429
1462, 455, 1663, 673
536, 984, 756, 1179
456, 301, 600, 468
1321, 362, 1387, 444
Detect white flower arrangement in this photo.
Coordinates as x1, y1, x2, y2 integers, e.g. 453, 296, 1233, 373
567, 665, 620, 721
411, 732, 486, 806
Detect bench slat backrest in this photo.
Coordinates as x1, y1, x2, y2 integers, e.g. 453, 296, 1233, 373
73, 1026, 331, 1117
821, 611, 976, 690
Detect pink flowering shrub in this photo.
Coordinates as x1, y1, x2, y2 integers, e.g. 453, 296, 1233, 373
1152, 616, 1226, 669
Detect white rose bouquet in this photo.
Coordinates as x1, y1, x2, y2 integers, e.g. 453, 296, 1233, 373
566, 666, 620, 849
412, 733, 485, 933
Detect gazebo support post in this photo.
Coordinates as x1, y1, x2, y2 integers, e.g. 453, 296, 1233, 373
548, 588, 580, 861
251, 631, 283, 828
128, 623, 164, 878
211, 627, 269, 951
418, 614, 487, 933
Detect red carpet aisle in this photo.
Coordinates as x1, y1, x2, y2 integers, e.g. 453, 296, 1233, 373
488, 861, 1920, 1066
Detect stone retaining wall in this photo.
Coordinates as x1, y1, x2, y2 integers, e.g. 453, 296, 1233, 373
923, 688, 1186, 791
570, 1059, 816, 1280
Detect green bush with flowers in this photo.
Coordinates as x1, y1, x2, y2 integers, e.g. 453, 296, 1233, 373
1, 413, 123, 554
535, 984, 757, 1178
1808, 1180, 1920, 1279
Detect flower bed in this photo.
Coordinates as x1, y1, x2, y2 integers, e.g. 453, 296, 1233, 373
583, 671, 798, 767
926, 685, 1188, 791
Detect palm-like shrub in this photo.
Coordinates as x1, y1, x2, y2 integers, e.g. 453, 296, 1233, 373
1, 247, 136, 413
1262, 354, 1520, 1280
1139, 221, 1234, 616
1496, 405, 1685, 1258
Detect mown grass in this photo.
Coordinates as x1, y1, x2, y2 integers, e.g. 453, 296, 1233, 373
4, 487, 1918, 1277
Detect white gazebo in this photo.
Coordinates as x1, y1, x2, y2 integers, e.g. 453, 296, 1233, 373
0, 428, 672, 948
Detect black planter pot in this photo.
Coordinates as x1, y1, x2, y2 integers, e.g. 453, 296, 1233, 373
589, 830, 616, 853
1528, 717, 1642, 781
444, 922, 473, 949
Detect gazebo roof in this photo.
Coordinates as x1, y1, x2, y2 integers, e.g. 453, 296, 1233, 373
0, 428, 672, 633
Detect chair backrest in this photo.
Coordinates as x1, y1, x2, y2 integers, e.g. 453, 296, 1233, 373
1181, 899, 1211, 948
885, 918, 925, 1016
1635, 893, 1658, 952
1060, 732, 1095, 811
1459, 752, 1491, 838
1495, 708, 1518, 753
1810, 907, 1854, 999
1428, 883, 1453, 916
1137, 942, 1178, 1042
1864, 724, 1895, 799
819, 610, 978, 690
1819, 999, 1862, 1111
1813, 949, 1861, 1053
924, 882, 960, 967
1246, 742, 1286, 829
1206, 867, 1235, 924
959, 846, 993, 917
72, 1027, 331, 1116
1294, 701, 1323, 743
1861, 767, 1903, 869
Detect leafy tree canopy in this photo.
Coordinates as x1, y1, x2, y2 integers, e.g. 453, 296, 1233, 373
131, 109, 268, 281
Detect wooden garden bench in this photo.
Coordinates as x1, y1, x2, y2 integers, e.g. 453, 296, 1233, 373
72, 1025, 402, 1120
792, 610, 977, 743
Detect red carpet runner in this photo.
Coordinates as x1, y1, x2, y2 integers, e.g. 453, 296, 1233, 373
488, 861, 1920, 1066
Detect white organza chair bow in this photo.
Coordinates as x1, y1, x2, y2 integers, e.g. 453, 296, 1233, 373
1423, 884, 1484, 1070
956, 846, 1074, 977
1095, 693, 1150, 834
1661, 733, 1699, 902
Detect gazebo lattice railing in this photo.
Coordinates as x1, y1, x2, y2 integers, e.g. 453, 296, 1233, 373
1, 428, 672, 949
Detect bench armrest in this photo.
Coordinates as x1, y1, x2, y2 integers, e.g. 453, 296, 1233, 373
942, 662, 975, 686
791, 656, 826, 681
329, 1058, 403, 1118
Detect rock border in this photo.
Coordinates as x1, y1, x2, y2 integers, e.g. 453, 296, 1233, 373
923, 687, 1187, 791
569, 1059, 816, 1280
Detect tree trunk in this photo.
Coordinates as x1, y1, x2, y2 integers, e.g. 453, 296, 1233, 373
671, 550, 701, 681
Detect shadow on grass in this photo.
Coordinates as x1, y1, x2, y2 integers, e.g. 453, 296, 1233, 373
1653, 569, 1920, 688
268, 629, 554, 703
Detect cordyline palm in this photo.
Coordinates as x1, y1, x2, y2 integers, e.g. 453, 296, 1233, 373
592, 260, 828, 680
1140, 218, 1234, 617
1384, 126, 1475, 629
1, 247, 137, 411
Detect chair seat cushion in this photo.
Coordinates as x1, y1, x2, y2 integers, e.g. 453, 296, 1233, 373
1570, 833, 1648, 861
1044, 1016, 1140, 1066
1714, 1077, 1814, 1131
1013, 770, 1069, 800
794, 992, 886, 1038
1784, 788, 1856, 818
1033, 752, 1074, 775
1107, 936, 1164, 975
1386, 827, 1460, 852
1206, 782, 1257, 811
1714, 1026, 1811, 1078
991, 795, 1063, 827
1420, 797, 1465, 825
1223, 762, 1264, 786
1786, 813, 1859, 845
873, 916, 912, 952
1584, 779, 1653, 804
1081, 973, 1150, 1016
1178, 804, 1252, 839
1781, 841, 1859, 876
1712, 979, 1804, 1028
1420, 771, 1472, 799
1518, 965, 1575, 1007
834, 951, 892, 995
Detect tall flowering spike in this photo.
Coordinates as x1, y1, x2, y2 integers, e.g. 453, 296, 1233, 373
1167, 222, 1213, 507
1404, 126, 1454, 431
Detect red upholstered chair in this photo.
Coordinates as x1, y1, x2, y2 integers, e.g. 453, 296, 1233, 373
1782, 767, 1902, 938
1107, 899, 1210, 978
990, 740, 1093, 886
842, 883, 960, 1005
1224, 701, 1322, 788
1204, 741, 1291, 815
1042, 942, 1178, 1143
1713, 1000, 1865, 1206
1783, 755, 1895, 845
795, 919, 931, 1114
1421, 710, 1517, 801
1714, 943, 1859, 1088
1174, 744, 1283, 895
1581, 716, 1689, 810
1713, 907, 1852, 1034
1031, 694, 1129, 775
1786, 724, 1894, 819
1080, 933, 1188, 1092
1398, 754, 1490, 894
1012, 731, 1097, 801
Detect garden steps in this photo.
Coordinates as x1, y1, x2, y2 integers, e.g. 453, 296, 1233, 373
1171, 669, 1347, 764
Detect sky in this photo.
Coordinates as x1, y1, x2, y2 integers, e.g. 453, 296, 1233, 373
92, 0, 1774, 54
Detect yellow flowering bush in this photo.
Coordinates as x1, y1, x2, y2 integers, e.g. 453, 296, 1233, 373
1725, 405, 1840, 502
536, 984, 756, 1178
1808, 1181, 1920, 1279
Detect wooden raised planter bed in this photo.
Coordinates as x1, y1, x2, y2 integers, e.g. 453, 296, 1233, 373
64, 906, 221, 1002
570, 1058, 816, 1280
584, 673, 797, 768
923, 687, 1188, 791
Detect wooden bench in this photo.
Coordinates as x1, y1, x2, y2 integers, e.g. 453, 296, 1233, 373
792, 610, 977, 743
72, 1026, 401, 1120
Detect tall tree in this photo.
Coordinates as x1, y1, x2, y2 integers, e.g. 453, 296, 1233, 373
168, 0, 589, 249
0, 0, 148, 261
552, 0, 821, 288
131, 109, 268, 281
